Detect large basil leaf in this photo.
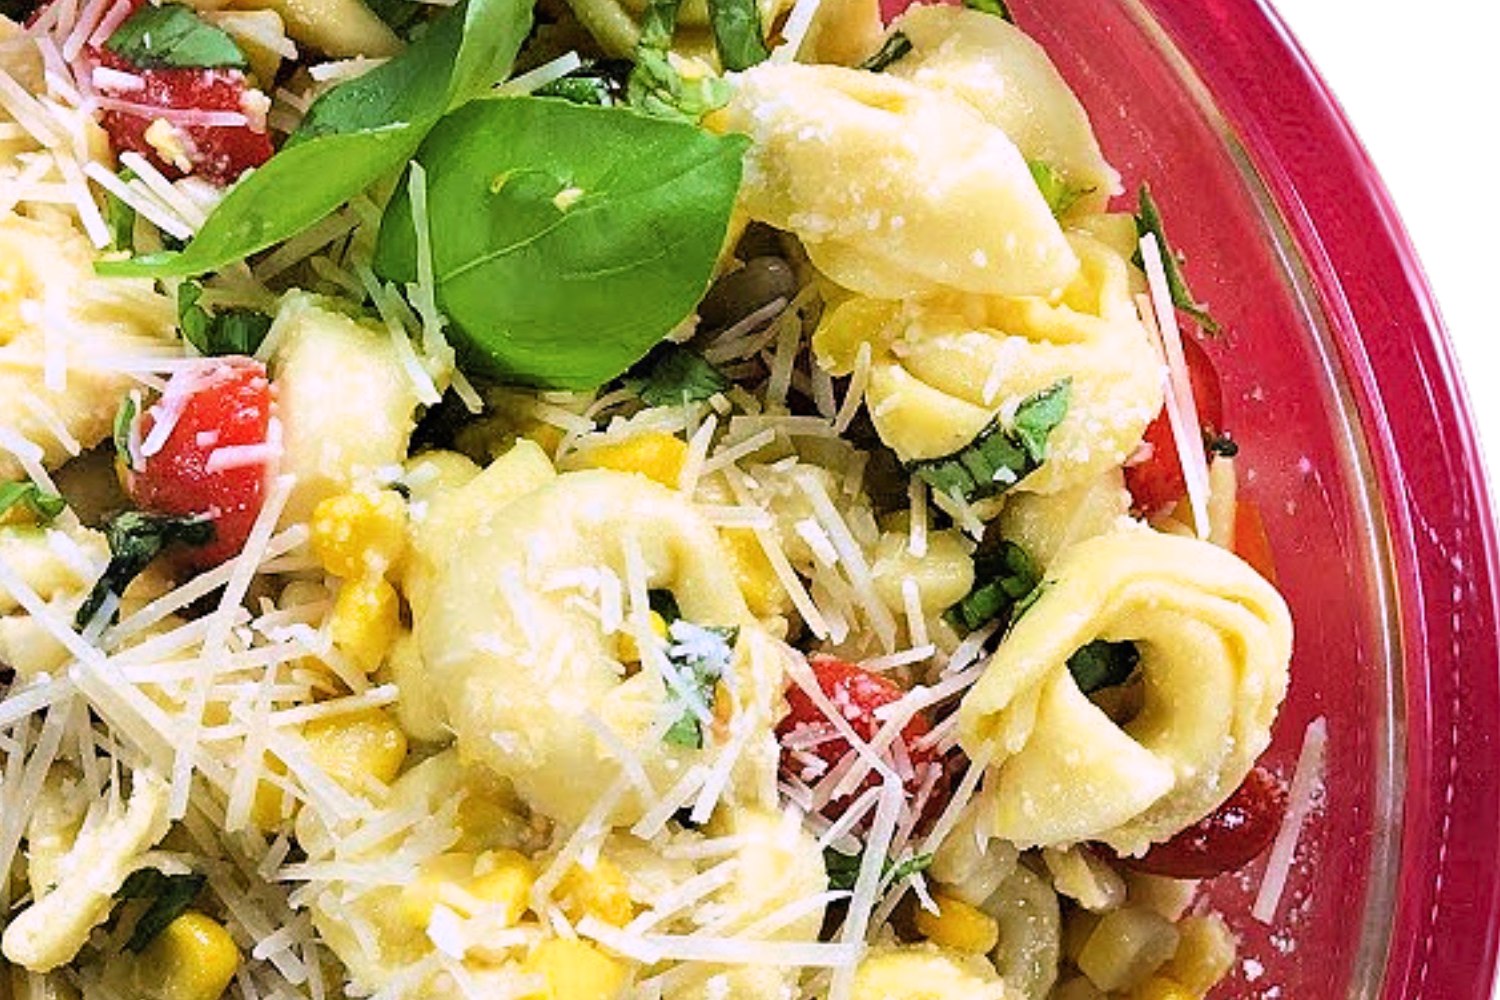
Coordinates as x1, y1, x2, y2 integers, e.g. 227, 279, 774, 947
105, 4, 247, 70
373, 97, 747, 389
97, 0, 534, 280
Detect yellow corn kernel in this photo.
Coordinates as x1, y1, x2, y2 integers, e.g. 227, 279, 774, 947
137, 911, 240, 1000
581, 432, 687, 489
558, 858, 634, 927
400, 852, 477, 928
330, 575, 400, 674
303, 707, 408, 792
1160, 914, 1235, 994
719, 527, 789, 617
913, 893, 1000, 954
466, 849, 536, 925
522, 939, 628, 1000
617, 611, 668, 664
1129, 976, 1198, 1000
310, 490, 408, 579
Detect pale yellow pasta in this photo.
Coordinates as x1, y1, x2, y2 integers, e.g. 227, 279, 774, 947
0, 525, 106, 678
1, 771, 171, 972
852, 943, 1010, 1000
408, 445, 781, 827
270, 293, 422, 526
227, 0, 399, 58
0, 214, 174, 481
887, 6, 1121, 216
560, 0, 794, 60
815, 232, 1163, 492
996, 469, 1132, 570
958, 530, 1292, 855
721, 63, 1079, 300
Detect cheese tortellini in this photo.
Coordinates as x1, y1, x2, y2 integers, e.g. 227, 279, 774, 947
408, 443, 782, 827
722, 63, 1079, 301
959, 530, 1292, 855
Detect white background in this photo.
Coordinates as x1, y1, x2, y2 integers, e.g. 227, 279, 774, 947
1271, 2, 1500, 499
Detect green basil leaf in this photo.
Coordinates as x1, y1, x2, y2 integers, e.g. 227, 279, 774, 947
96, 0, 535, 280
106, 168, 138, 252
0, 482, 66, 524
1027, 159, 1092, 218
105, 4, 247, 70
824, 849, 933, 892
706, 0, 769, 71
661, 623, 737, 749
77, 512, 215, 629
625, 343, 732, 407
1067, 639, 1140, 695
962, 0, 1012, 20
626, 0, 731, 121
113, 394, 139, 471
910, 379, 1071, 503
858, 32, 913, 73
944, 540, 1040, 634
113, 868, 207, 953
1133, 183, 1220, 335
374, 97, 747, 389
178, 281, 273, 356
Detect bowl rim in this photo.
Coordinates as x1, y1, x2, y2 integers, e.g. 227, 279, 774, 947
1134, 1, 1500, 996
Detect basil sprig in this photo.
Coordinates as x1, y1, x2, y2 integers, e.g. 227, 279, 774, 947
373, 97, 747, 389
910, 379, 1071, 503
105, 4, 247, 70
97, 0, 534, 280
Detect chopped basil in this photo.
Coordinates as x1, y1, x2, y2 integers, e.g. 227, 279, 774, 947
944, 540, 1040, 634
649, 588, 683, 623
113, 868, 206, 953
97, 0, 534, 280
909, 379, 1071, 503
963, 0, 1012, 20
1027, 159, 1092, 218
534, 61, 631, 106
373, 98, 746, 389
706, 0, 769, 71
824, 848, 933, 892
0, 482, 66, 525
1133, 184, 1220, 335
627, 0, 732, 121
363, 0, 430, 37
105, 4, 247, 70
1206, 432, 1239, 458
178, 281, 273, 357
858, 32, 913, 73
625, 343, 732, 407
77, 512, 215, 630
113, 394, 140, 472
661, 622, 737, 749
1067, 639, 1140, 695
106, 168, 137, 252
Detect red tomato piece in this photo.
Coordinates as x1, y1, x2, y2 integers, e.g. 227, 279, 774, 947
92, 49, 272, 186
127, 358, 274, 570
777, 657, 943, 821
1124, 333, 1226, 514
1118, 765, 1288, 879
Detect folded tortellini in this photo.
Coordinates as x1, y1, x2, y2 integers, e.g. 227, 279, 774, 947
0, 213, 174, 481
816, 231, 1163, 493
408, 443, 782, 827
721, 63, 1079, 300
854, 943, 1012, 1000
958, 529, 1292, 856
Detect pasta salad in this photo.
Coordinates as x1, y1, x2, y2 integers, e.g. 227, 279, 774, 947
0, 0, 1303, 999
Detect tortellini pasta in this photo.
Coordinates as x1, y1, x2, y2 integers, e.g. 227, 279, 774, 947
408, 443, 782, 827
0, 524, 107, 678
852, 944, 1011, 1000
0, 213, 174, 481
815, 231, 1164, 492
958, 529, 1292, 855
886, 6, 1121, 216
721, 63, 1080, 300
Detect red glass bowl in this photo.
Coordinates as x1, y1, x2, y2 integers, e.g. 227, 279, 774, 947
1002, 0, 1500, 996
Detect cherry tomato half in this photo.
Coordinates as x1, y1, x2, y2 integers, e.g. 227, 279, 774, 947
776, 657, 943, 820
127, 358, 273, 570
1118, 764, 1288, 879
1124, 333, 1226, 515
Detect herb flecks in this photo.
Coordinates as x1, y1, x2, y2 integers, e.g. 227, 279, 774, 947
1028, 159, 1093, 217
76, 512, 215, 630
105, 4, 248, 70
625, 343, 732, 407
945, 540, 1041, 635
178, 282, 273, 357
824, 848, 933, 891
962, 0, 1012, 20
113, 868, 207, 953
909, 379, 1071, 503
1134, 184, 1220, 335
1068, 639, 1140, 695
